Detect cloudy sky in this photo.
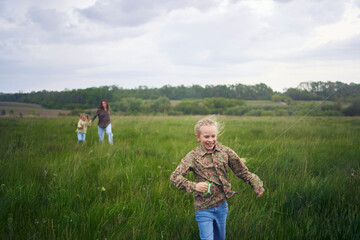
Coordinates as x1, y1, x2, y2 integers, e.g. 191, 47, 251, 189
1, 0, 360, 93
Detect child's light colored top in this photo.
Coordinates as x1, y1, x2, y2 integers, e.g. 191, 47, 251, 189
76, 119, 89, 134
170, 143, 264, 211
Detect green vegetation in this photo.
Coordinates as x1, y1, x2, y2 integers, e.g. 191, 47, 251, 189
271, 94, 282, 102
343, 97, 360, 116
71, 98, 355, 117
0, 83, 274, 109
1, 81, 359, 111
1, 81, 359, 116
284, 81, 360, 101
1, 116, 359, 239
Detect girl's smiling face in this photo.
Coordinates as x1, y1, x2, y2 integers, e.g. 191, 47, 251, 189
81, 115, 87, 121
196, 125, 217, 152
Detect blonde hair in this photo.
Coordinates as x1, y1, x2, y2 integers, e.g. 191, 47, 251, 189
194, 116, 223, 136
79, 113, 89, 119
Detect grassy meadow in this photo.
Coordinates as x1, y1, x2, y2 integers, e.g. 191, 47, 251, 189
0, 116, 359, 239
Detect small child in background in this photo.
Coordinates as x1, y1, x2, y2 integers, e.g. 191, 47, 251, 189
76, 113, 90, 143
170, 117, 264, 240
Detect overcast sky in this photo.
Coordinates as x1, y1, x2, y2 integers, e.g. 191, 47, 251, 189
1, 0, 360, 93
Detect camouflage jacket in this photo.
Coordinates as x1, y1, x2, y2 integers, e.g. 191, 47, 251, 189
170, 144, 264, 211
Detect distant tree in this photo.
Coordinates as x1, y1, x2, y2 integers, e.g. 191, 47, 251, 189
151, 97, 172, 113
253, 83, 274, 100
174, 100, 210, 115
285, 97, 293, 105
286, 81, 360, 101
118, 97, 144, 114
203, 97, 244, 114
284, 88, 318, 100
271, 94, 282, 102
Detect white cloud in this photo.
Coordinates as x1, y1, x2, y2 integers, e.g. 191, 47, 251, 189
78, 0, 218, 27
303, 0, 360, 49
0, 0, 360, 93
27, 7, 68, 32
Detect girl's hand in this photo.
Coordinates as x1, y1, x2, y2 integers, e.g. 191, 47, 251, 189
195, 182, 209, 193
255, 186, 265, 198
89, 120, 92, 124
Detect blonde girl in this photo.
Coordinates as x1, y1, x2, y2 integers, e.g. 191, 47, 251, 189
170, 117, 264, 240
76, 113, 90, 142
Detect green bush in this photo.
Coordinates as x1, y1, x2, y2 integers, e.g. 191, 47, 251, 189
274, 109, 288, 116
202, 97, 244, 114
244, 109, 262, 116
151, 97, 172, 113
174, 100, 210, 115
223, 106, 248, 116
343, 98, 360, 116
168, 110, 183, 116
321, 102, 342, 111
285, 97, 293, 105
261, 110, 275, 116
271, 94, 282, 102
112, 98, 144, 115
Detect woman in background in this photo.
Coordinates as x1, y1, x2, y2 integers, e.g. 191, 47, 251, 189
89, 100, 113, 144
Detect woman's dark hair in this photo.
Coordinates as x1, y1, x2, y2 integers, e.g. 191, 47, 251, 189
98, 100, 110, 111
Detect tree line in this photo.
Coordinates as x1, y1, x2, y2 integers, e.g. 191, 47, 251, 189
0, 83, 274, 109
0, 81, 359, 111
284, 81, 360, 101
69, 96, 358, 117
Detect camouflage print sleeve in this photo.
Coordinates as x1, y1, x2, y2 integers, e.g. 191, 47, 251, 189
227, 148, 265, 196
170, 153, 197, 193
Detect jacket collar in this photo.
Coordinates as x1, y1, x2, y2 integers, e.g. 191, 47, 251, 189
198, 143, 220, 156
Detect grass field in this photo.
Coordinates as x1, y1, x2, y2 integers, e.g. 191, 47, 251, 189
0, 116, 359, 239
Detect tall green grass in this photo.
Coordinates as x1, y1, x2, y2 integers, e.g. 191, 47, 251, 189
0, 116, 359, 239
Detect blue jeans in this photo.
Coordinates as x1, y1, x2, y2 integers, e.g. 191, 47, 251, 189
195, 201, 229, 240
77, 132, 86, 142
98, 124, 113, 144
